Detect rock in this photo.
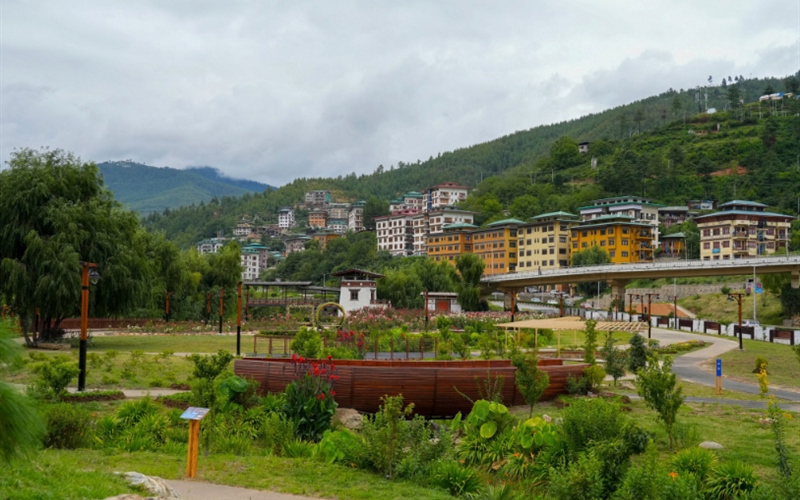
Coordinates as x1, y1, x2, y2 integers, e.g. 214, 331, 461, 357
619, 382, 636, 391
698, 441, 724, 450
542, 414, 552, 423
104, 496, 157, 500
334, 407, 363, 431
117, 472, 180, 499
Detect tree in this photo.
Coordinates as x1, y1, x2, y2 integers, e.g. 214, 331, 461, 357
512, 353, 550, 417
362, 196, 390, 231
570, 246, 611, 296
455, 253, 485, 312
582, 319, 600, 365
602, 334, 627, 386
627, 333, 648, 373
0, 148, 151, 346
549, 137, 582, 170
636, 354, 684, 449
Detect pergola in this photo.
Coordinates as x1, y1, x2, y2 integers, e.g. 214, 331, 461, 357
495, 316, 647, 350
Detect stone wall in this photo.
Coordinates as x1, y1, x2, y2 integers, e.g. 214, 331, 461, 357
595, 283, 728, 310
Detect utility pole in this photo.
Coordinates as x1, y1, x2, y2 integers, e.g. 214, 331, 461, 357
728, 293, 745, 350
644, 293, 660, 339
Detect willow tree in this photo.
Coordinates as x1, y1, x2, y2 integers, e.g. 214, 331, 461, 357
0, 148, 151, 345
455, 253, 485, 312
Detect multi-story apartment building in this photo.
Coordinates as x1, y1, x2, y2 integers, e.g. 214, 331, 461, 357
327, 220, 348, 234
311, 231, 341, 250
471, 219, 524, 275
240, 243, 269, 281
328, 202, 350, 221
389, 192, 424, 212
256, 224, 282, 238
348, 201, 365, 232
411, 207, 476, 255
196, 238, 228, 254
375, 209, 417, 256
423, 183, 470, 212
694, 200, 794, 260
517, 212, 579, 271
578, 196, 662, 244
426, 223, 476, 263
278, 207, 295, 229
658, 206, 691, 228
309, 209, 327, 229
660, 233, 686, 257
570, 215, 655, 264
304, 190, 331, 206
284, 235, 310, 255
233, 220, 253, 238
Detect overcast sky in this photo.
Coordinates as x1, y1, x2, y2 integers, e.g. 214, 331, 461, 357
1, 1, 798, 186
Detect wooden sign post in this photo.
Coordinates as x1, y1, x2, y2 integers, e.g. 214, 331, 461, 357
181, 407, 210, 478
715, 359, 722, 395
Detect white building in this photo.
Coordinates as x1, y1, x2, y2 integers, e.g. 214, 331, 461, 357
278, 207, 295, 229
423, 292, 462, 314
327, 220, 348, 234
328, 202, 350, 221
348, 201, 365, 232
423, 182, 470, 212
233, 221, 253, 238
332, 268, 387, 314
240, 245, 266, 281
305, 190, 331, 206
411, 207, 476, 255
196, 238, 227, 254
375, 209, 418, 256
389, 192, 424, 212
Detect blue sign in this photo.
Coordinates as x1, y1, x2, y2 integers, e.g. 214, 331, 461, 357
716, 359, 722, 377
755, 283, 763, 294
712, 248, 720, 254
180, 407, 210, 421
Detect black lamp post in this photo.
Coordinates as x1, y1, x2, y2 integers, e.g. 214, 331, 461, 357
78, 262, 100, 392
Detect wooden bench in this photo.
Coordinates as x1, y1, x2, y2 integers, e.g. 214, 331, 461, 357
769, 328, 796, 346
678, 318, 694, 332
733, 325, 755, 339
703, 321, 722, 335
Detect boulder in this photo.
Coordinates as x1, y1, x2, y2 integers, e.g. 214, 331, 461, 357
335, 408, 364, 431
116, 472, 180, 499
698, 441, 724, 449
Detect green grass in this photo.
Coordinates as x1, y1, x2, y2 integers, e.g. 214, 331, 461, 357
679, 290, 784, 326
87, 334, 255, 353
612, 379, 771, 402
1, 449, 453, 500
699, 338, 800, 391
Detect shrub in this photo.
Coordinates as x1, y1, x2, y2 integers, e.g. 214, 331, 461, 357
361, 395, 414, 479
672, 447, 717, 485
548, 451, 605, 500
560, 398, 627, 456
262, 412, 296, 455
290, 327, 323, 358
43, 403, 93, 449
116, 397, 160, 428
30, 355, 79, 399
627, 333, 648, 373
283, 356, 337, 441
602, 334, 627, 386
566, 365, 606, 396
511, 353, 550, 417
615, 447, 699, 500
721, 285, 731, 295
583, 319, 600, 364
431, 461, 482, 497
188, 350, 233, 381
283, 439, 315, 458
705, 461, 759, 500
753, 355, 768, 374
636, 355, 684, 449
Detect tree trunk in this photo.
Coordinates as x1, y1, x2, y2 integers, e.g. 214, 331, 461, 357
19, 314, 35, 347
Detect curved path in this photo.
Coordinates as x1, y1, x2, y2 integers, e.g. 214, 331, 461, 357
649, 327, 800, 402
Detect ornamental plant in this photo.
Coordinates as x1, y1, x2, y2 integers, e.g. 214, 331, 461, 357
636, 354, 684, 450
284, 354, 338, 441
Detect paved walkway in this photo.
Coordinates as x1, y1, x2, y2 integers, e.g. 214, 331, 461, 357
649, 327, 800, 402
165, 480, 317, 500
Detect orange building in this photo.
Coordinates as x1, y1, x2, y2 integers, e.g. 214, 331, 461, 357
312, 231, 341, 249
427, 223, 476, 263
471, 219, 524, 275
309, 210, 327, 229
570, 215, 655, 264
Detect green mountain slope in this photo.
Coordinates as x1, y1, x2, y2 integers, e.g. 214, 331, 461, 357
143, 74, 800, 249
97, 161, 271, 214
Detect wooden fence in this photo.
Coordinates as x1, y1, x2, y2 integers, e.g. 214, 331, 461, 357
234, 357, 587, 418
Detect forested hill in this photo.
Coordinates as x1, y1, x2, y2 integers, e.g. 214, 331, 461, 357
98, 161, 271, 214
143, 73, 800, 248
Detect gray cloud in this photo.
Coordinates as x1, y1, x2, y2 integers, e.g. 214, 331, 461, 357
1, 0, 798, 185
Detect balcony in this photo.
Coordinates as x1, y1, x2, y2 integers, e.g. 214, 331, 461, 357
731, 231, 749, 240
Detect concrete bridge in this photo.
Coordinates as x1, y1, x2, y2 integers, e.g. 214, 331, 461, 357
482, 256, 800, 298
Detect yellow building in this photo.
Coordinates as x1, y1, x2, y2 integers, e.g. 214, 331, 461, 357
570, 215, 655, 264
517, 212, 578, 272
311, 231, 341, 250
426, 223, 476, 263
472, 219, 524, 275
694, 200, 794, 261
659, 233, 686, 258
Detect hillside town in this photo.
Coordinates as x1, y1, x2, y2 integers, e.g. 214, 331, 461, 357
196, 179, 794, 283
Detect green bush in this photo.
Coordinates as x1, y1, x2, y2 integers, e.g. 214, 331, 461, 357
548, 451, 605, 500
565, 365, 605, 396
705, 461, 760, 500
753, 355, 768, 374
672, 447, 717, 485
720, 285, 731, 295
431, 461, 482, 497
43, 403, 93, 449
283, 359, 337, 442
290, 327, 323, 358
560, 398, 627, 456
262, 412, 295, 455
30, 355, 79, 399
614, 448, 699, 499
628, 333, 648, 373
188, 350, 233, 380
116, 397, 160, 428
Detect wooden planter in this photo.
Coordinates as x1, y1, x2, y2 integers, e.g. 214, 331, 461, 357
234, 357, 588, 418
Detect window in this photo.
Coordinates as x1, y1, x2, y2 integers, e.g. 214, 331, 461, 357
722, 241, 730, 248
622, 228, 629, 235
723, 227, 730, 235
703, 242, 710, 250
608, 228, 614, 235
600, 240, 606, 246
621, 251, 628, 257
621, 239, 628, 245
609, 250, 616, 258
559, 248, 566, 254
713, 242, 720, 249
608, 239, 615, 246
349, 290, 360, 301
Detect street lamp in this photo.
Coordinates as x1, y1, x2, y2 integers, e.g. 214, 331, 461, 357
78, 262, 100, 392
727, 293, 746, 350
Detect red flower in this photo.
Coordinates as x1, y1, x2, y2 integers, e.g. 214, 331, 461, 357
331, 391, 336, 397
317, 393, 325, 400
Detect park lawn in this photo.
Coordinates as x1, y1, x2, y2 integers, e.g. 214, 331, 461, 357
88, 333, 256, 353
536, 329, 632, 350
679, 290, 784, 326
611, 379, 771, 402
1, 448, 454, 500
698, 337, 800, 391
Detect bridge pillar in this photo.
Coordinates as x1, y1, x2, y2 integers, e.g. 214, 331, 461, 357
607, 279, 629, 317
792, 270, 800, 289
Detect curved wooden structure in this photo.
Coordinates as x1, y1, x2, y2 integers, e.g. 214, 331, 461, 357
234, 357, 587, 418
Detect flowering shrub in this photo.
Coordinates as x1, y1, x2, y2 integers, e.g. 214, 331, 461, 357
324, 329, 367, 359
284, 354, 339, 441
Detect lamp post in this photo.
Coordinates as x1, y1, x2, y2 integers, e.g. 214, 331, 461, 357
236, 281, 242, 356
644, 293, 660, 339
218, 288, 224, 334
728, 293, 745, 350
165, 291, 173, 323
78, 262, 100, 392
